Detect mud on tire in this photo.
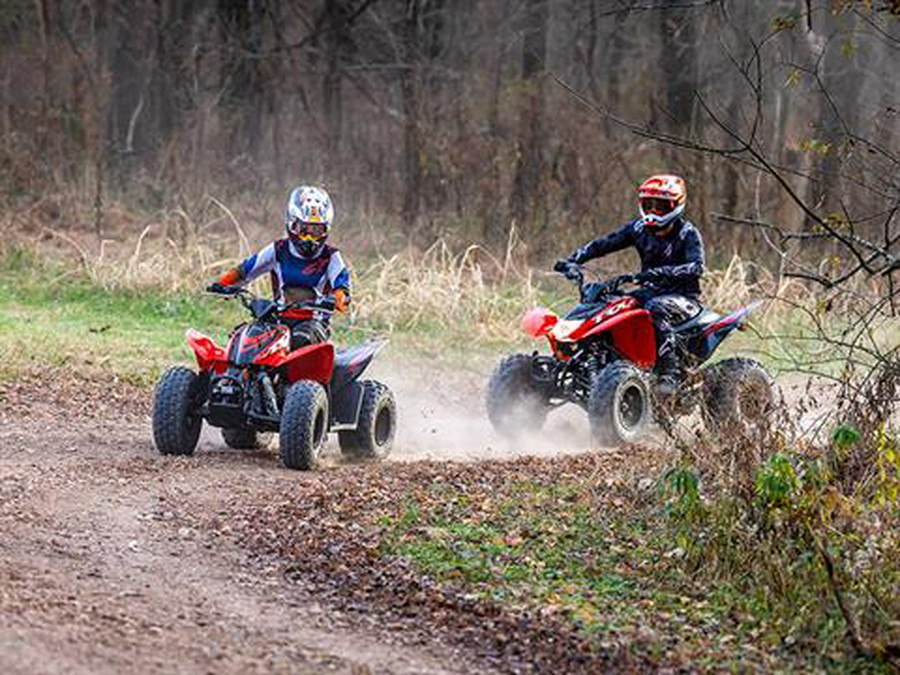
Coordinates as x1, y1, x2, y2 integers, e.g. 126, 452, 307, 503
588, 362, 652, 447
152, 366, 205, 456
279, 380, 328, 470
702, 357, 774, 439
486, 354, 549, 437
221, 428, 263, 450
338, 381, 396, 461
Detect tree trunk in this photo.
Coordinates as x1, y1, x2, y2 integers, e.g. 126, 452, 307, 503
323, 0, 349, 157
509, 0, 549, 233
401, 0, 422, 226
658, 6, 697, 139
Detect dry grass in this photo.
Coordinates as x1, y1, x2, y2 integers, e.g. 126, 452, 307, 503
3, 199, 896, 371
354, 237, 540, 342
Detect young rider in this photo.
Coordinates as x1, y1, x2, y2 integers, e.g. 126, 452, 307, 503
556, 174, 705, 395
208, 185, 351, 349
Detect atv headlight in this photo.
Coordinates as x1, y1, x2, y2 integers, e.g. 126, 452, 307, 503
551, 319, 582, 341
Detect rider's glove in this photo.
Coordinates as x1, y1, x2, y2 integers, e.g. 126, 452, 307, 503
334, 288, 351, 313
218, 268, 242, 286
553, 259, 571, 274
634, 270, 657, 284
553, 259, 582, 281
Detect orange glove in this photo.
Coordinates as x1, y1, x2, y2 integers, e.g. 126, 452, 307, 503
334, 288, 351, 313
218, 268, 242, 286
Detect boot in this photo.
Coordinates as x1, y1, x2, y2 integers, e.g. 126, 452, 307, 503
655, 351, 682, 398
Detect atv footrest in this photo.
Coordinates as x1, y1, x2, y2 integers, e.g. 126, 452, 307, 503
330, 381, 363, 431
207, 403, 244, 429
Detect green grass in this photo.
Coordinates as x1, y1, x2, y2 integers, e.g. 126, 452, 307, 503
379, 474, 896, 672
0, 255, 237, 385
0, 247, 537, 385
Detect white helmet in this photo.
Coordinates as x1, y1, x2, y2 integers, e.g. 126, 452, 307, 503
285, 185, 334, 257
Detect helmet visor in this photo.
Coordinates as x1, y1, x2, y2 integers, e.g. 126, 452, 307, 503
640, 197, 675, 216
288, 219, 328, 238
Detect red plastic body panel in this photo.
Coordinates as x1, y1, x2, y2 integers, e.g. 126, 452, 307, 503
280, 307, 316, 321
521, 307, 558, 337
251, 326, 291, 367
281, 342, 335, 384
606, 311, 657, 369
571, 307, 657, 370
186, 329, 227, 374
566, 297, 639, 342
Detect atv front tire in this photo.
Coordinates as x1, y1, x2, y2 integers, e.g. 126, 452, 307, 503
152, 366, 205, 456
338, 381, 396, 461
486, 354, 549, 437
588, 362, 652, 446
221, 428, 263, 450
279, 380, 329, 470
702, 358, 774, 439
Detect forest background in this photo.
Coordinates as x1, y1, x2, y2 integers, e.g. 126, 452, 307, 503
1, 0, 897, 275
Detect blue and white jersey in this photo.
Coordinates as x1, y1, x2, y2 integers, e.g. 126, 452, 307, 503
236, 239, 350, 303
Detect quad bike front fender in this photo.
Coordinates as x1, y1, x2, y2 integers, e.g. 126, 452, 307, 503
185, 329, 227, 374
521, 307, 559, 337
282, 342, 335, 384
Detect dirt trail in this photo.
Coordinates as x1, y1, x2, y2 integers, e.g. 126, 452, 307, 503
0, 355, 819, 673
0, 373, 497, 675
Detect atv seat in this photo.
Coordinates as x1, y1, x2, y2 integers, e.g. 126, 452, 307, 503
675, 308, 722, 332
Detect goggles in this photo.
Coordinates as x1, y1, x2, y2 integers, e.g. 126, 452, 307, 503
640, 197, 675, 216
288, 219, 328, 239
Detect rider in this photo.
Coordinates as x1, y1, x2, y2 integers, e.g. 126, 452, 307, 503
209, 185, 351, 349
556, 174, 705, 395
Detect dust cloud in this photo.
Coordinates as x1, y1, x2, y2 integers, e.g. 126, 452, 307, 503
365, 357, 595, 462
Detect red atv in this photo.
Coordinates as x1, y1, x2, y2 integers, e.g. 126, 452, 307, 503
486, 264, 773, 445
151, 286, 396, 470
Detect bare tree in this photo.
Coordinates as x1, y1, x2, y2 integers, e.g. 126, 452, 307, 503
509, 0, 549, 233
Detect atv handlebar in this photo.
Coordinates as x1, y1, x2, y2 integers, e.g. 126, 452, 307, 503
553, 262, 639, 302
206, 282, 240, 296
205, 284, 335, 316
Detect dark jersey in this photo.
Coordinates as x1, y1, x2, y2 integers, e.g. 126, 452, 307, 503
570, 217, 704, 298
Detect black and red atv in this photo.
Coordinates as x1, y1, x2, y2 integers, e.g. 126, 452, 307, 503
151, 286, 396, 470
486, 264, 773, 446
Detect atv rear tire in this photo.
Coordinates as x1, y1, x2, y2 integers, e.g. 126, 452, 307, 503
486, 354, 549, 437
338, 381, 396, 461
702, 358, 774, 439
588, 362, 652, 446
279, 380, 328, 470
221, 428, 262, 450
152, 366, 205, 456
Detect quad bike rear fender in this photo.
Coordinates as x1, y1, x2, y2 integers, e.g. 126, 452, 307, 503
186, 329, 228, 374
282, 342, 335, 384
331, 340, 388, 391
329, 340, 390, 429
577, 309, 657, 369
699, 301, 761, 359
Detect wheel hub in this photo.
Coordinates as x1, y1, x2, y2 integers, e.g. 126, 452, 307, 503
618, 384, 645, 429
